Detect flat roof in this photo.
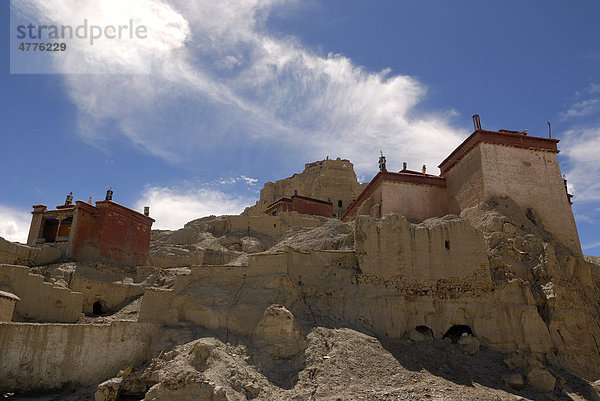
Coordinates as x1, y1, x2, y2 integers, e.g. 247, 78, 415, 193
341, 171, 446, 221
439, 129, 559, 175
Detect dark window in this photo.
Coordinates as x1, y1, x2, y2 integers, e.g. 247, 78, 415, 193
445, 240, 450, 250
338, 200, 343, 208
41, 218, 60, 243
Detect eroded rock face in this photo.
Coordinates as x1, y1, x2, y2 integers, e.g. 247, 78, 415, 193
244, 158, 364, 218
462, 198, 600, 379
138, 197, 600, 381
253, 305, 305, 359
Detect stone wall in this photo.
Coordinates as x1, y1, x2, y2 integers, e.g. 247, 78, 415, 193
0, 321, 158, 392
0, 236, 62, 266
0, 264, 83, 322
69, 271, 145, 315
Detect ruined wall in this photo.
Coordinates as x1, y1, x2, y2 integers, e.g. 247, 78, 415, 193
477, 143, 581, 254
0, 298, 17, 322
380, 181, 447, 222
138, 247, 554, 363
178, 213, 327, 244
70, 273, 144, 315
0, 321, 158, 392
245, 158, 363, 217
0, 264, 83, 322
0, 236, 62, 266
354, 215, 490, 283
137, 204, 600, 379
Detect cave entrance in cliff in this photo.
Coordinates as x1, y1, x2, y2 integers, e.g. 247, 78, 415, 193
93, 300, 106, 316
415, 325, 434, 339
443, 325, 473, 343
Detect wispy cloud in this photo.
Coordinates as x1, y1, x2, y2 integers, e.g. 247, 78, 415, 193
561, 99, 600, 119
0, 204, 31, 243
218, 175, 259, 186
135, 185, 253, 230
583, 240, 600, 251
15, 0, 464, 176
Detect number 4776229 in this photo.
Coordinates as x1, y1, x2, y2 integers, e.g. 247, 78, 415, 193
18, 42, 67, 51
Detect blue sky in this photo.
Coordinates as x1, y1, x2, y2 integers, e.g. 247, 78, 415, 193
1, 0, 599, 255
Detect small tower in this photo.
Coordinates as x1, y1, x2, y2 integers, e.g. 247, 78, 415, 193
105, 188, 113, 201
65, 192, 73, 205
378, 151, 387, 172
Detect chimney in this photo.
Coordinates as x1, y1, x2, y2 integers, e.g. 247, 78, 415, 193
473, 114, 482, 131
422, 165, 427, 174
105, 188, 113, 201
402, 162, 407, 171
144, 206, 150, 217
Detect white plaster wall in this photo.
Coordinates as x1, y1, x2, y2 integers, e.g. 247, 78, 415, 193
478, 143, 581, 254
380, 181, 447, 222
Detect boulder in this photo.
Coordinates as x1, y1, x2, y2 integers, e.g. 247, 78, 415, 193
253, 304, 305, 359
526, 367, 556, 392
502, 373, 525, 390
457, 334, 480, 355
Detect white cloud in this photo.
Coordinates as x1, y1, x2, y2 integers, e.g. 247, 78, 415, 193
0, 204, 31, 243
218, 175, 259, 186
562, 127, 600, 202
561, 99, 600, 119
135, 186, 253, 230
15, 0, 464, 176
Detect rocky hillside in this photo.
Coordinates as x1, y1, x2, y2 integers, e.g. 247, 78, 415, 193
3, 197, 600, 401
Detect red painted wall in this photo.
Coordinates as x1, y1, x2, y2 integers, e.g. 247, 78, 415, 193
291, 197, 332, 218
70, 201, 153, 266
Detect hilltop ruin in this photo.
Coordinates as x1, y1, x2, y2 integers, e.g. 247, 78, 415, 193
1, 124, 600, 400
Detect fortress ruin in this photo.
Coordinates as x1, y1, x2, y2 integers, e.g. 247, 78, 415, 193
1, 119, 600, 400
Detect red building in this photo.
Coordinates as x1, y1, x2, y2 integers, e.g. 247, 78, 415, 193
27, 191, 154, 266
264, 194, 333, 218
